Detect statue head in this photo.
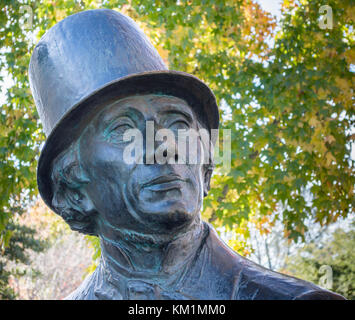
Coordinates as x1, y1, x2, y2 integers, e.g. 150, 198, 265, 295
28, 9, 219, 238
50, 94, 215, 237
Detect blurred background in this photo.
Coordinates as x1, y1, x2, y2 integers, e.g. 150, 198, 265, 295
0, 0, 354, 299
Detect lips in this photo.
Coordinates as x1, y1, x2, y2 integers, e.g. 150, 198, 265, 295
142, 175, 185, 192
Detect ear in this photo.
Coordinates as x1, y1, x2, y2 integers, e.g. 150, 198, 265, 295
52, 186, 97, 235
203, 167, 213, 197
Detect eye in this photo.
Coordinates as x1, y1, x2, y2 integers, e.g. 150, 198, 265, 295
108, 121, 134, 143
169, 120, 190, 131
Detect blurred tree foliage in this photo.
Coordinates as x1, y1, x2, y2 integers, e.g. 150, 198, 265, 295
283, 224, 355, 299
0, 0, 354, 292
0, 221, 47, 299
8, 200, 93, 300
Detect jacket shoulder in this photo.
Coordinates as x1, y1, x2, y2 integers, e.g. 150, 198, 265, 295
65, 270, 98, 300
232, 260, 345, 300
294, 289, 345, 300
205, 224, 345, 300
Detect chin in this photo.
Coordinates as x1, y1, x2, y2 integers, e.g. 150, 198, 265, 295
138, 200, 199, 232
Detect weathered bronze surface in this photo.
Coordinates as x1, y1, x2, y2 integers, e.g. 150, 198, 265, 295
29, 9, 344, 300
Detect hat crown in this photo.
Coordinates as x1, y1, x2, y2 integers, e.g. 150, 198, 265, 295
29, 9, 167, 136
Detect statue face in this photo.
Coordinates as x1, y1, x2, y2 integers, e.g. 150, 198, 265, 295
79, 94, 207, 234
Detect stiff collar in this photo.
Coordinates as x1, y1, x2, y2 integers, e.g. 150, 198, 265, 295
93, 222, 210, 299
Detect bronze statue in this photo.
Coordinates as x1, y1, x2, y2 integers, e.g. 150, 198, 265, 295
28, 9, 344, 300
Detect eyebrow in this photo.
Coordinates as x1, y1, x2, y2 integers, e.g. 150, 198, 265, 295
100, 107, 141, 130
98, 102, 195, 130
158, 104, 194, 123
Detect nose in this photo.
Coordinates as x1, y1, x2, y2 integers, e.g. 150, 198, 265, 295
157, 131, 179, 164
144, 122, 179, 164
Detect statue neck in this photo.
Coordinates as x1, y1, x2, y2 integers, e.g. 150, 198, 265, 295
98, 218, 208, 281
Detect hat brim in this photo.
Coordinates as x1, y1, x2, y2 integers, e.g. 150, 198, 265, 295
37, 70, 219, 212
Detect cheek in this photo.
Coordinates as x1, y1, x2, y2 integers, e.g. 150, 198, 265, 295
88, 139, 123, 164
83, 137, 135, 177
181, 164, 204, 213
187, 163, 205, 192
81, 140, 135, 212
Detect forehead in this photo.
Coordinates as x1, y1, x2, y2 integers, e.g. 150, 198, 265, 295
96, 94, 195, 124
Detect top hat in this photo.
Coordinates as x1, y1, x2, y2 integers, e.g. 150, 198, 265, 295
29, 9, 219, 212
